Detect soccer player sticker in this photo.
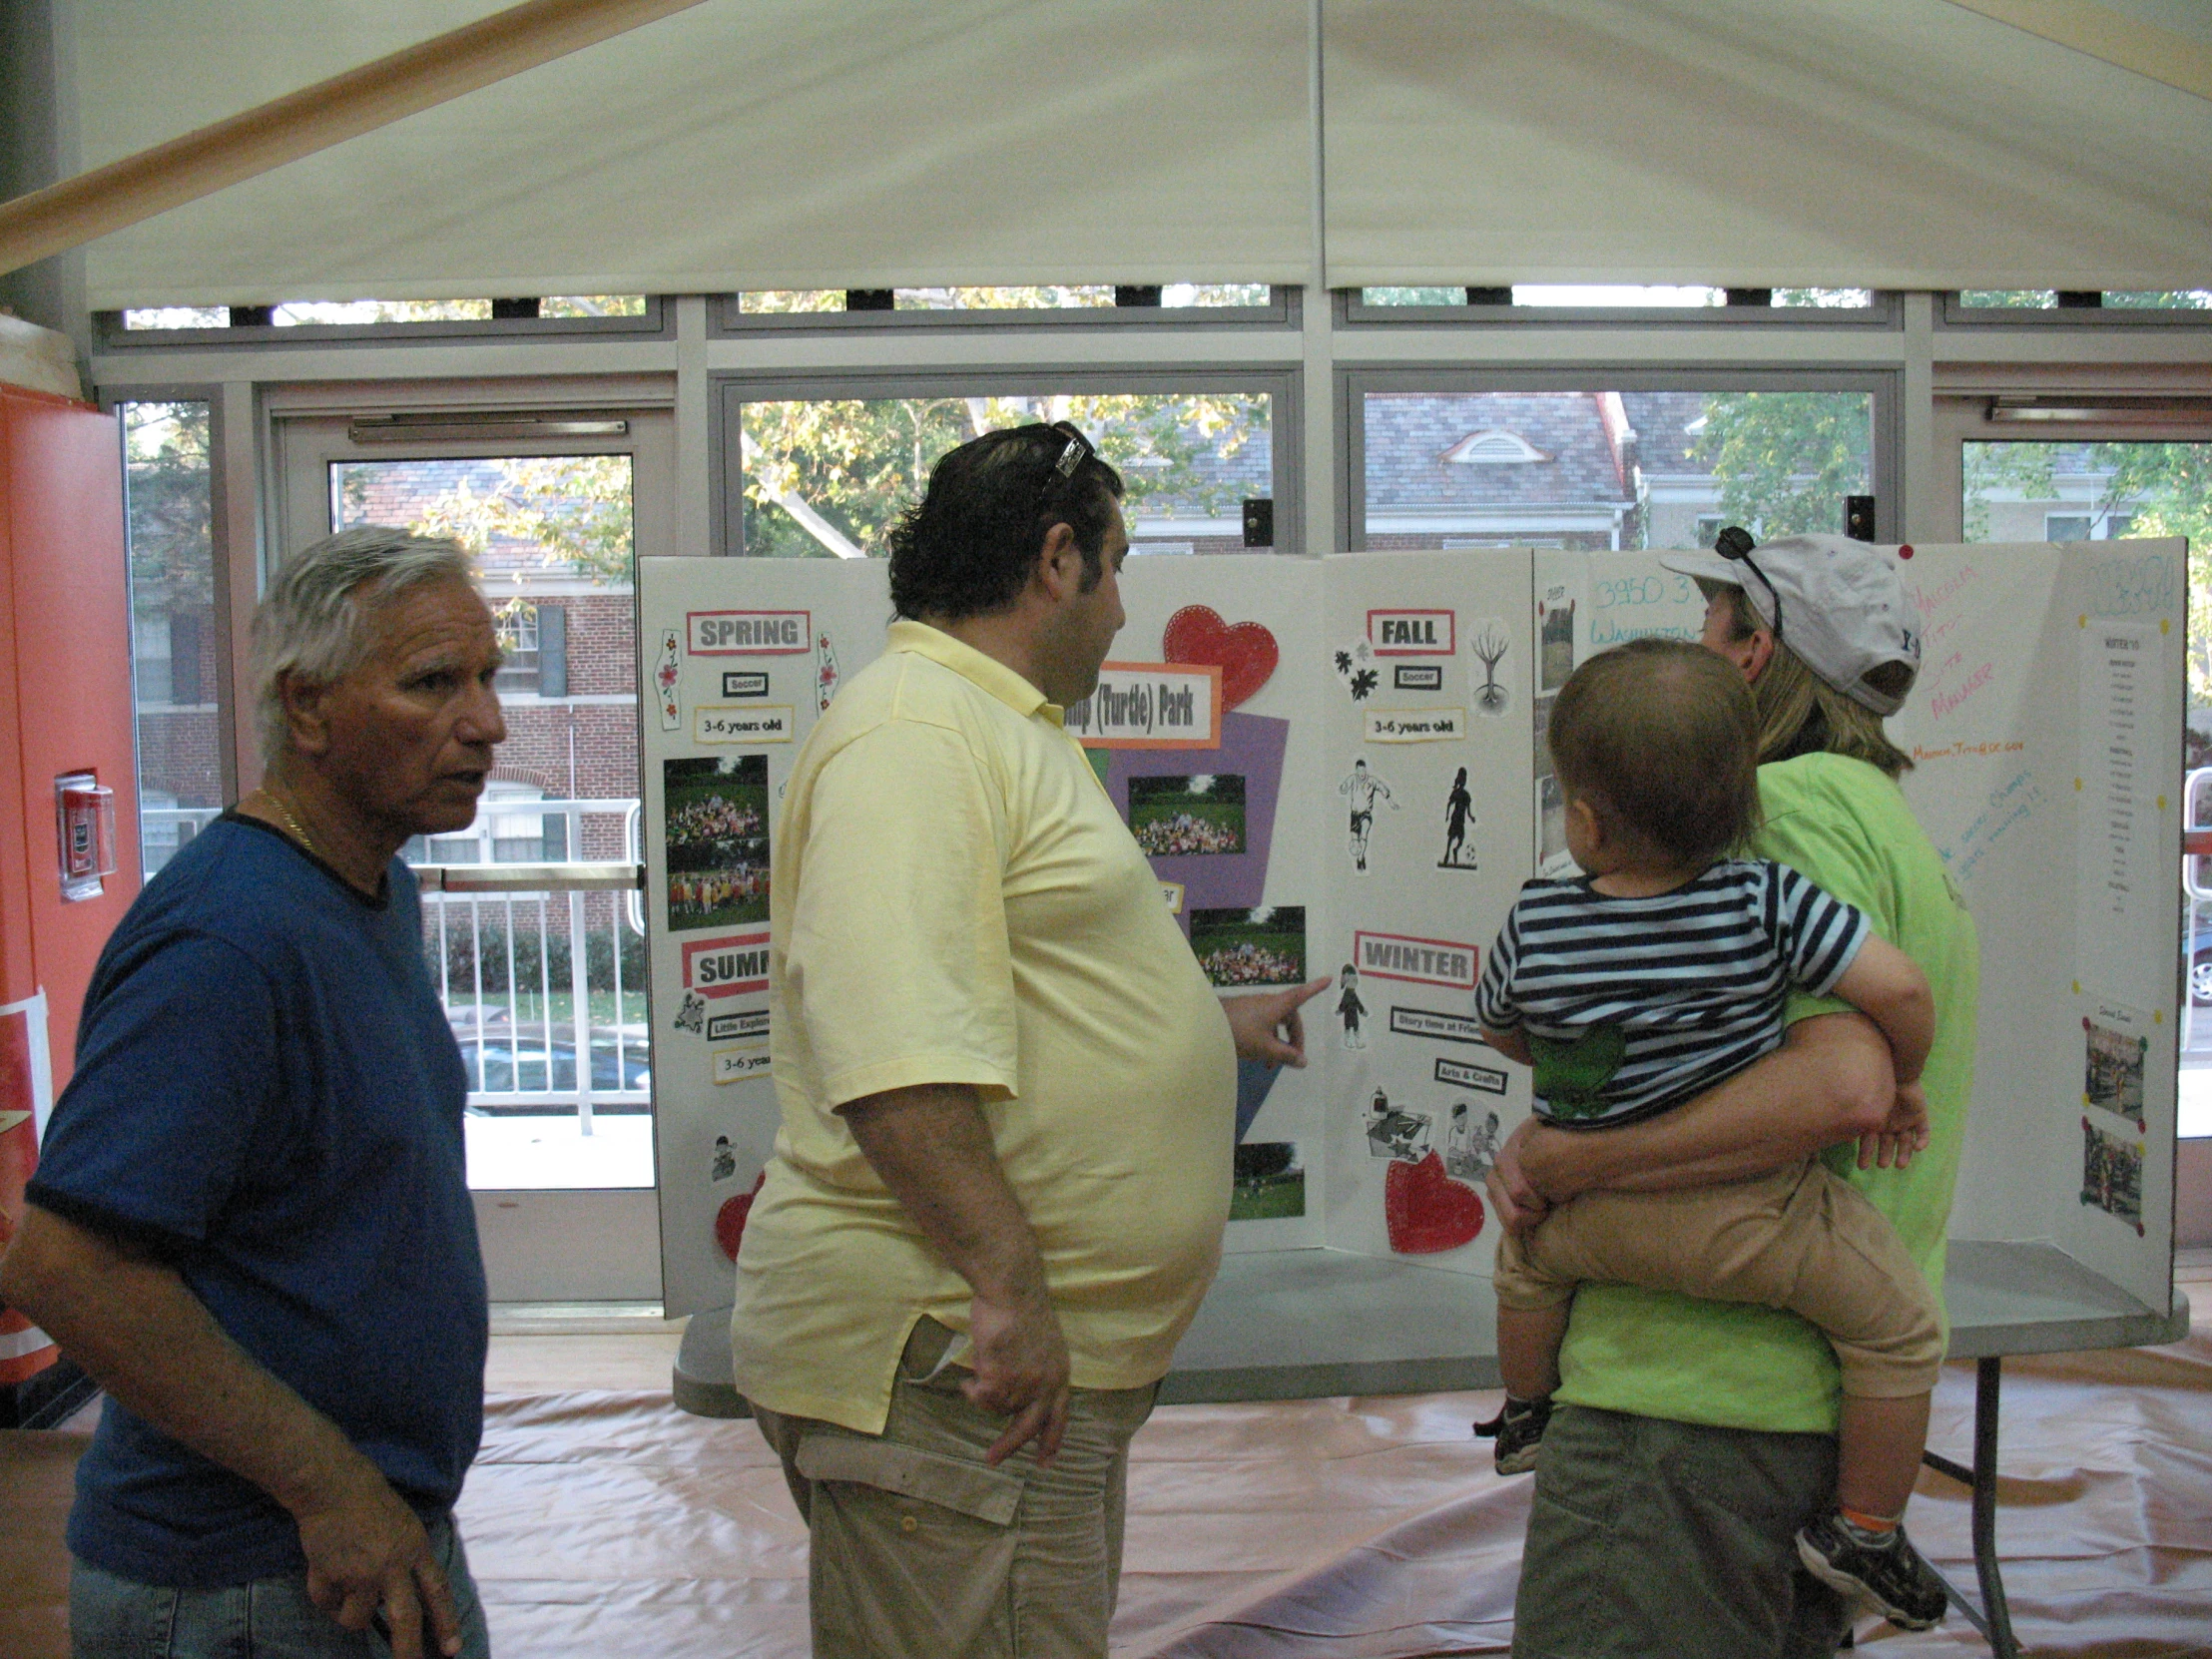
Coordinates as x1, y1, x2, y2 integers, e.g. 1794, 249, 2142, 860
1337, 758, 1398, 872
1438, 766, 1478, 870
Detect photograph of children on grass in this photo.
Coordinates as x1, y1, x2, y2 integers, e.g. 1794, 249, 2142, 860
1129, 774, 1246, 856
664, 754, 771, 929
1189, 905, 1307, 988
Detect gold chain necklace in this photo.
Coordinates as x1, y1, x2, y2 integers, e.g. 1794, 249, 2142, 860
258, 789, 318, 856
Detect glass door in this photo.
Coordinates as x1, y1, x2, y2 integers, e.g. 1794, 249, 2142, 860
273, 402, 675, 1301
119, 402, 224, 879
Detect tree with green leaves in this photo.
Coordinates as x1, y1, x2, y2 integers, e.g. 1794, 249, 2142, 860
341, 455, 637, 587
2092, 444, 2212, 706
739, 392, 1269, 559
1688, 391, 1871, 541
123, 402, 215, 607
1962, 440, 2209, 707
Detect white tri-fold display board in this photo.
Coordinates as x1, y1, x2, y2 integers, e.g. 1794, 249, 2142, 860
637, 542, 2185, 1325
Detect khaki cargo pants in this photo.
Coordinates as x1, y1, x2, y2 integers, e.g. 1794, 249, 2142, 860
753, 1318, 1158, 1659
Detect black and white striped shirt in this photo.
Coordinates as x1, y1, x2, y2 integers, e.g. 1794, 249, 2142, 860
1474, 859, 1871, 1128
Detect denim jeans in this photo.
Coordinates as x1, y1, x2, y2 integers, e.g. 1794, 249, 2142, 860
70, 1514, 491, 1659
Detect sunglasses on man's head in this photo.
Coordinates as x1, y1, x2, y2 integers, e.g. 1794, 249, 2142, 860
1040, 420, 1094, 496
1714, 526, 1784, 644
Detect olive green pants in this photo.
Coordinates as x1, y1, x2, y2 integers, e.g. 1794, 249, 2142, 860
754, 1319, 1158, 1659
1511, 1404, 1852, 1659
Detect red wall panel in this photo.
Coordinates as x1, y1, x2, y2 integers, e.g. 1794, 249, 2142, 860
1, 385, 139, 1089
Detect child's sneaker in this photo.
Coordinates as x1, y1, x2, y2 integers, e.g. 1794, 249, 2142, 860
1795, 1512, 1949, 1631
1472, 1394, 1552, 1475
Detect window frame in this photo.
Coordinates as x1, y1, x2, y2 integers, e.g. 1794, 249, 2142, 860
1339, 366, 1901, 551
266, 383, 676, 578
1938, 293, 2212, 330
711, 366, 1304, 559
95, 297, 672, 353
492, 598, 543, 696
103, 384, 254, 819
712, 285, 1299, 336
1337, 288, 1902, 330
1930, 388, 2212, 542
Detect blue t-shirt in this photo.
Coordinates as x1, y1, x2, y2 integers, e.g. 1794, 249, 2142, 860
27, 815, 487, 1588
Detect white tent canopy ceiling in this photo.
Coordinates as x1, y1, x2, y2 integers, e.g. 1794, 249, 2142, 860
1324, 0, 2212, 292
64, 0, 2212, 309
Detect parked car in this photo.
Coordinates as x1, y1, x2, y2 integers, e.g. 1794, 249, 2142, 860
454, 1034, 651, 1112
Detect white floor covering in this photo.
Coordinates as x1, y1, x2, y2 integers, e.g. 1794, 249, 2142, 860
457, 1287, 2212, 1658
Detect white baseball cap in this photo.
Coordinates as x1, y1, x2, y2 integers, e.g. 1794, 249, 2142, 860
1659, 534, 1922, 716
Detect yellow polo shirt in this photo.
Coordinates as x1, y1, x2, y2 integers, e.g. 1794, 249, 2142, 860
732, 621, 1237, 1434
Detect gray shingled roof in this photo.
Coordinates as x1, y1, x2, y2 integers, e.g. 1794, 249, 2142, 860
1617, 391, 1712, 472
1364, 392, 1636, 510
1114, 425, 1274, 517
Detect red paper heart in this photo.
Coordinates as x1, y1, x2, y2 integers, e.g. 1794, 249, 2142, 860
1161, 605, 1280, 712
1384, 1152, 1485, 1255
714, 1171, 768, 1262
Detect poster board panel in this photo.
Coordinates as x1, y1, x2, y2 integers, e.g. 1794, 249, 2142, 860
637, 542, 2182, 1323
640, 557, 891, 1319
2059, 541, 2181, 1306
1891, 545, 2073, 1267
1090, 555, 1329, 1251
1887, 541, 2180, 1315
1317, 550, 1534, 1273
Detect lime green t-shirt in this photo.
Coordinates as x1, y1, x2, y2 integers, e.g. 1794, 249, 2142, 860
1551, 752, 1980, 1433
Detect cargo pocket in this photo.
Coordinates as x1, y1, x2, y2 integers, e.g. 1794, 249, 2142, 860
796, 1432, 1027, 1659
796, 1434, 1024, 1526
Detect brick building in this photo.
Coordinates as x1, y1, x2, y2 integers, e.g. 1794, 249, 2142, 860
332, 459, 643, 866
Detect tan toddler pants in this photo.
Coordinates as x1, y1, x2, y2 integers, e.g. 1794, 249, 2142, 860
1492, 1157, 1944, 1396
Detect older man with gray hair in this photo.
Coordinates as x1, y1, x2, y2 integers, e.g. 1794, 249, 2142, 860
0, 527, 506, 1659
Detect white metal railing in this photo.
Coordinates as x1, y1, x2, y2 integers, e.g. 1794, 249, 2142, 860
143, 801, 653, 1124
406, 799, 646, 1132
2185, 770, 2212, 1055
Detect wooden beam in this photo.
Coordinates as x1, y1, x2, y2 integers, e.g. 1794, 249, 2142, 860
1941, 0, 2212, 104
0, 0, 712, 277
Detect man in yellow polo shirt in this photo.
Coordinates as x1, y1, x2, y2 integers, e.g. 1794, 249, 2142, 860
734, 422, 1326, 1658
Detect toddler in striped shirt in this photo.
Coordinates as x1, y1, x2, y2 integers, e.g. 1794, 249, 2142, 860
1474, 638, 1949, 1632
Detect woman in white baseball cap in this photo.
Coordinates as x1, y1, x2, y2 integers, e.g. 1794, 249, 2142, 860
1671, 527, 1924, 776
1495, 530, 1982, 1656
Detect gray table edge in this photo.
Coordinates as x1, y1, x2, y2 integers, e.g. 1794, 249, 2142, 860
673, 1239, 2192, 1418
